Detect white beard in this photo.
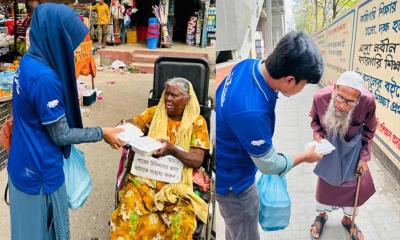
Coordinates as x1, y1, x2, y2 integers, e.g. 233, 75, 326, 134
322, 95, 354, 138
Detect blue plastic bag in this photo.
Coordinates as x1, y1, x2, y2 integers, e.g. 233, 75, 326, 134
257, 174, 291, 231
63, 145, 93, 210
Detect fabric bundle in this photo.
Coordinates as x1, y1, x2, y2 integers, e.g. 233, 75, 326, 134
152, 3, 171, 47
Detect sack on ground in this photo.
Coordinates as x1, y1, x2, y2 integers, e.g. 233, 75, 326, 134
63, 145, 93, 210
257, 174, 291, 231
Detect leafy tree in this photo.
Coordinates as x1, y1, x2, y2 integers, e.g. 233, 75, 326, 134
294, 0, 358, 33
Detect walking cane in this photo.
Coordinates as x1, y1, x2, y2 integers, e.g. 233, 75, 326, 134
348, 171, 362, 240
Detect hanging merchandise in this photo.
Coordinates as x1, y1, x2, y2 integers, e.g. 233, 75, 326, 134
0, 32, 13, 49
0, 2, 11, 18
0, 3, 12, 61
207, 6, 216, 47
0, 0, 30, 60
152, 3, 171, 48
195, 12, 202, 47
168, 0, 174, 16
166, 0, 174, 44
107, 23, 115, 44
15, 3, 28, 39
109, 0, 124, 45
122, 0, 134, 7
186, 16, 197, 46
123, 14, 131, 27
121, 7, 131, 44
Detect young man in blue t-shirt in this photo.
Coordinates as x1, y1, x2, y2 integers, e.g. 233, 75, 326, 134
216, 31, 324, 240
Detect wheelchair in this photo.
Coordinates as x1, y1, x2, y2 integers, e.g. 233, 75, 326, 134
114, 56, 216, 240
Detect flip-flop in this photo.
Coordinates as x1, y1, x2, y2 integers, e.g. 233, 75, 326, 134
310, 215, 328, 240
342, 222, 364, 240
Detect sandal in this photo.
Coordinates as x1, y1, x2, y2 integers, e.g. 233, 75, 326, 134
310, 215, 328, 240
342, 222, 364, 240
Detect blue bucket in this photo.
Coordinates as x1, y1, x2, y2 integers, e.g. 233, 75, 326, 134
148, 18, 158, 25
147, 38, 158, 49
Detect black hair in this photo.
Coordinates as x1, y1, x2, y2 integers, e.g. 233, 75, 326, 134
25, 0, 41, 13
265, 31, 323, 84
25, 0, 32, 13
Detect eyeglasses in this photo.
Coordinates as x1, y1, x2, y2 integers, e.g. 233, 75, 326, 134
335, 93, 358, 107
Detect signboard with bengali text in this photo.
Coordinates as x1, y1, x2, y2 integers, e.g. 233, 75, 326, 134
314, 10, 356, 86
353, 0, 400, 167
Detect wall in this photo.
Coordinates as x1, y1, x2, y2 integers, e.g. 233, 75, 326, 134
313, 0, 400, 177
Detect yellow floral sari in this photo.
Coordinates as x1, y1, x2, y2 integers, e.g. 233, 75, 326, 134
110, 84, 210, 240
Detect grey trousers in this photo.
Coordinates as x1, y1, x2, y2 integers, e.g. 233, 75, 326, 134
216, 184, 260, 240
9, 177, 70, 240
98, 24, 108, 46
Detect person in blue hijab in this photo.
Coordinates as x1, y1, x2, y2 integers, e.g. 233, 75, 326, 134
8, 4, 123, 240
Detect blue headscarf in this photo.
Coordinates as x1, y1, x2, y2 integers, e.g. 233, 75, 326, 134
27, 3, 89, 157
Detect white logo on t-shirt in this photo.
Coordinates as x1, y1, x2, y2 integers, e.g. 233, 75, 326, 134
24, 168, 35, 178
47, 99, 59, 109
14, 71, 20, 95
251, 139, 266, 146
220, 71, 234, 108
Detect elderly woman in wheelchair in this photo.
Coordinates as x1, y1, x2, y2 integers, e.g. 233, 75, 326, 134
110, 77, 210, 240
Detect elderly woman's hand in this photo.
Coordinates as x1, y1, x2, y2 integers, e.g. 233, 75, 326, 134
152, 139, 205, 168
115, 119, 135, 127
152, 139, 176, 158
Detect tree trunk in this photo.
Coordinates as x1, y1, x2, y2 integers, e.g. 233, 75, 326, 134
322, 0, 327, 26
332, 0, 338, 19
315, 0, 318, 31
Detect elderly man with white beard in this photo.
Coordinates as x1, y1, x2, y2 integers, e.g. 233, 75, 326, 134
309, 71, 377, 240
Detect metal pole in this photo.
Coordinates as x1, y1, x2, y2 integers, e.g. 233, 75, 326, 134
266, 0, 273, 55
13, 0, 17, 58
201, 0, 210, 48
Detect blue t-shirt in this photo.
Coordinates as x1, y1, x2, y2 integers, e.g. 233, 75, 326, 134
216, 59, 278, 195
8, 54, 66, 195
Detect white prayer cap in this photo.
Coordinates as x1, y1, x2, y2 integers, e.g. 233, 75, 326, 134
336, 71, 365, 93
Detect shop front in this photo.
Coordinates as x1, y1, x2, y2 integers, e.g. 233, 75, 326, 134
100, 0, 215, 48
